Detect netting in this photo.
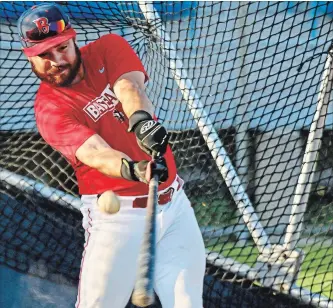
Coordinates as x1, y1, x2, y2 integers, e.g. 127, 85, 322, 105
1, 1, 333, 307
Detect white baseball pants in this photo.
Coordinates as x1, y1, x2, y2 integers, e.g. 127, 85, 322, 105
75, 176, 206, 308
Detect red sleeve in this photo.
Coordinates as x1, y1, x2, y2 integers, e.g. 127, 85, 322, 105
101, 34, 149, 87
35, 100, 95, 166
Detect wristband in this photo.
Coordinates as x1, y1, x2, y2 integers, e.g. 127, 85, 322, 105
128, 110, 153, 132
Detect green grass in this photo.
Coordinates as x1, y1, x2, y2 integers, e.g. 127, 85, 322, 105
297, 244, 333, 299
193, 195, 333, 298
209, 242, 259, 266
193, 196, 236, 226
207, 242, 333, 299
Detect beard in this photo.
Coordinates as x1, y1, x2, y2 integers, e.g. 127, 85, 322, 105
31, 44, 82, 87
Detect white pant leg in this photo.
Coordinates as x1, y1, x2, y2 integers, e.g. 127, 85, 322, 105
75, 197, 147, 308
154, 190, 206, 308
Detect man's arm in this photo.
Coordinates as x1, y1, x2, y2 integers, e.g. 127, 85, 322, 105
113, 71, 153, 118
75, 134, 131, 178
114, 71, 169, 157
75, 134, 169, 183
76, 70, 169, 182
75, 71, 150, 177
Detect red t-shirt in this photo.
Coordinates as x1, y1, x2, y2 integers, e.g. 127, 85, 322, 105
35, 34, 177, 196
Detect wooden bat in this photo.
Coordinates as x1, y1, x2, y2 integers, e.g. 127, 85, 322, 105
131, 172, 159, 307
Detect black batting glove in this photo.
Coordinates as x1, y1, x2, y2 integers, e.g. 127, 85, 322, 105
120, 157, 168, 184
128, 110, 169, 157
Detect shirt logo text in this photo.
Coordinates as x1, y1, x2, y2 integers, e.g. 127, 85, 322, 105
83, 84, 120, 122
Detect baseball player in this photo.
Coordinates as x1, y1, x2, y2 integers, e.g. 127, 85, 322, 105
18, 3, 206, 308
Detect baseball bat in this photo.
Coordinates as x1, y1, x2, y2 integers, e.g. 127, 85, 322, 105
131, 172, 159, 307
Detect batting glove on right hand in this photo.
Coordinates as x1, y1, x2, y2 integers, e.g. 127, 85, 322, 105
128, 110, 169, 157
120, 157, 168, 184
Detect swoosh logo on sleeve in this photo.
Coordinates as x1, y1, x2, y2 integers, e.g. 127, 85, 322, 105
99, 67, 105, 73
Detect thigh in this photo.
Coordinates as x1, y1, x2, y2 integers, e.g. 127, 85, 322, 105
154, 191, 206, 308
76, 201, 146, 308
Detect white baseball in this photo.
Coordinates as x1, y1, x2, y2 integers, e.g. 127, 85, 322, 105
97, 190, 120, 214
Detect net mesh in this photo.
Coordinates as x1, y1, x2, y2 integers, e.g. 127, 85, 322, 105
1, 1, 333, 307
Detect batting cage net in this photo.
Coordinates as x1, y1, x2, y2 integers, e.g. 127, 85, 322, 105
1, 1, 333, 307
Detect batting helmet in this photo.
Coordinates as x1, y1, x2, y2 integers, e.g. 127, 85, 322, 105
17, 3, 76, 57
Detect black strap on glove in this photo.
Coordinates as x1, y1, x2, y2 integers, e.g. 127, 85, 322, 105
120, 157, 168, 184
128, 110, 169, 157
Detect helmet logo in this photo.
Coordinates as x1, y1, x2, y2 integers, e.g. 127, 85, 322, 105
33, 17, 50, 35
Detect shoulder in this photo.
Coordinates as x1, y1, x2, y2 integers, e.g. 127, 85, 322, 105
35, 83, 55, 109
79, 34, 130, 56
99, 33, 128, 45
79, 34, 128, 58
35, 83, 57, 107
34, 83, 69, 116
94, 33, 132, 54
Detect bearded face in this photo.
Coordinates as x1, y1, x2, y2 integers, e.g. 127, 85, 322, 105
29, 39, 82, 87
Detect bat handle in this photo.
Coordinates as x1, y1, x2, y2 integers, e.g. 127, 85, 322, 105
150, 154, 164, 183
150, 173, 159, 186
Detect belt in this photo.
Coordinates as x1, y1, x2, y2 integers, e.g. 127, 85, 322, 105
133, 176, 184, 209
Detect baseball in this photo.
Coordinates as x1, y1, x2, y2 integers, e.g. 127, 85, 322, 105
97, 190, 121, 214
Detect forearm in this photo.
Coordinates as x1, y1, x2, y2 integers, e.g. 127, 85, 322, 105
76, 134, 131, 178
88, 148, 131, 178
113, 72, 169, 157
113, 73, 154, 118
